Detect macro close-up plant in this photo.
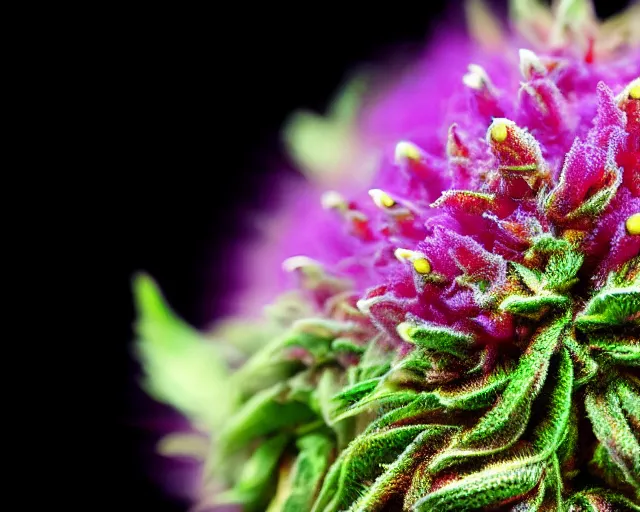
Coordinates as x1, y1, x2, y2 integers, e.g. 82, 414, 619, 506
132, 0, 639, 510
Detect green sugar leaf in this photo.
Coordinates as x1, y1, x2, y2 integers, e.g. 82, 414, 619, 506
311, 424, 430, 512
336, 367, 510, 434
541, 454, 563, 511
615, 379, 640, 429
526, 233, 572, 257
585, 383, 640, 489
332, 378, 380, 409
556, 403, 579, 470
348, 425, 460, 512
315, 368, 354, 448
403, 458, 435, 511
589, 442, 635, 495
331, 337, 365, 355
396, 320, 474, 358
283, 332, 333, 361
216, 433, 290, 511
218, 383, 316, 456
363, 393, 444, 433
412, 458, 545, 512
565, 489, 640, 511
512, 261, 544, 293
543, 249, 583, 291
589, 339, 640, 367
576, 287, 640, 331
429, 315, 567, 471
435, 368, 512, 410
232, 334, 305, 397
331, 388, 417, 424
281, 434, 334, 512
563, 334, 598, 388
499, 293, 570, 319
531, 348, 574, 454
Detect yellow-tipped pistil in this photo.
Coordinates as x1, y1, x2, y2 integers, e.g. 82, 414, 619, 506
413, 258, 432, 274
626, 213, 640, 235
490, 121, 509, 142
368, 189, 396, 209
394, 141, 422, 163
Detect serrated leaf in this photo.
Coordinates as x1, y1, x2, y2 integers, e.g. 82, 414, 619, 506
541, 454, 563, 511
412, 458, 545, 512
281, 434, 334, 512
565, 489, 640, 511
585, 383, 640, 488
589, 339, 640, 367
615, 379, 640, 431
499, 293, 570, 318
397, 320, 474, 357
531, 348, 573, 454
332, 388, 418, 424
347, 425, 460, 512
563, 334, 598, 388
543, 249, 583, 291
512, 261, 544, 293
557, 403, 579, 470
429, 315, 567, 470
363, 393, 443, 433
589, 442, 634, 495
133, 273, 238, 429
436, 368, 512, 410
576, 287, 640, 331
311, 424, 430, 512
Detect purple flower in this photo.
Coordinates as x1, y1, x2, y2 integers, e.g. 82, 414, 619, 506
134, 1, 640, 510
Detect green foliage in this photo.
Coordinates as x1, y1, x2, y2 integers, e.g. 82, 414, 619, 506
543, 249, 583, 291
348, 426, 460, 511
135, 233, 640, 510
413, 458, 545, 511
216, 434, 290, 511
397, 319, 474, 358
500, 292, 570, 318
281, 434, 334, 512
576, 286, 640, 331
312, 424, 432, 512
217, 383, 317, 456
564, 489, 640, 511
133, 273, 238, 429
585, 382, 640, 489
429, 315, 568, 471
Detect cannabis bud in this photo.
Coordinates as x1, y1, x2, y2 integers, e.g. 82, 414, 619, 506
133, 1, 640, 510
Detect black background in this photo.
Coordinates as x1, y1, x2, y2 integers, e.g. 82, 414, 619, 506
113, 1, 632, 509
